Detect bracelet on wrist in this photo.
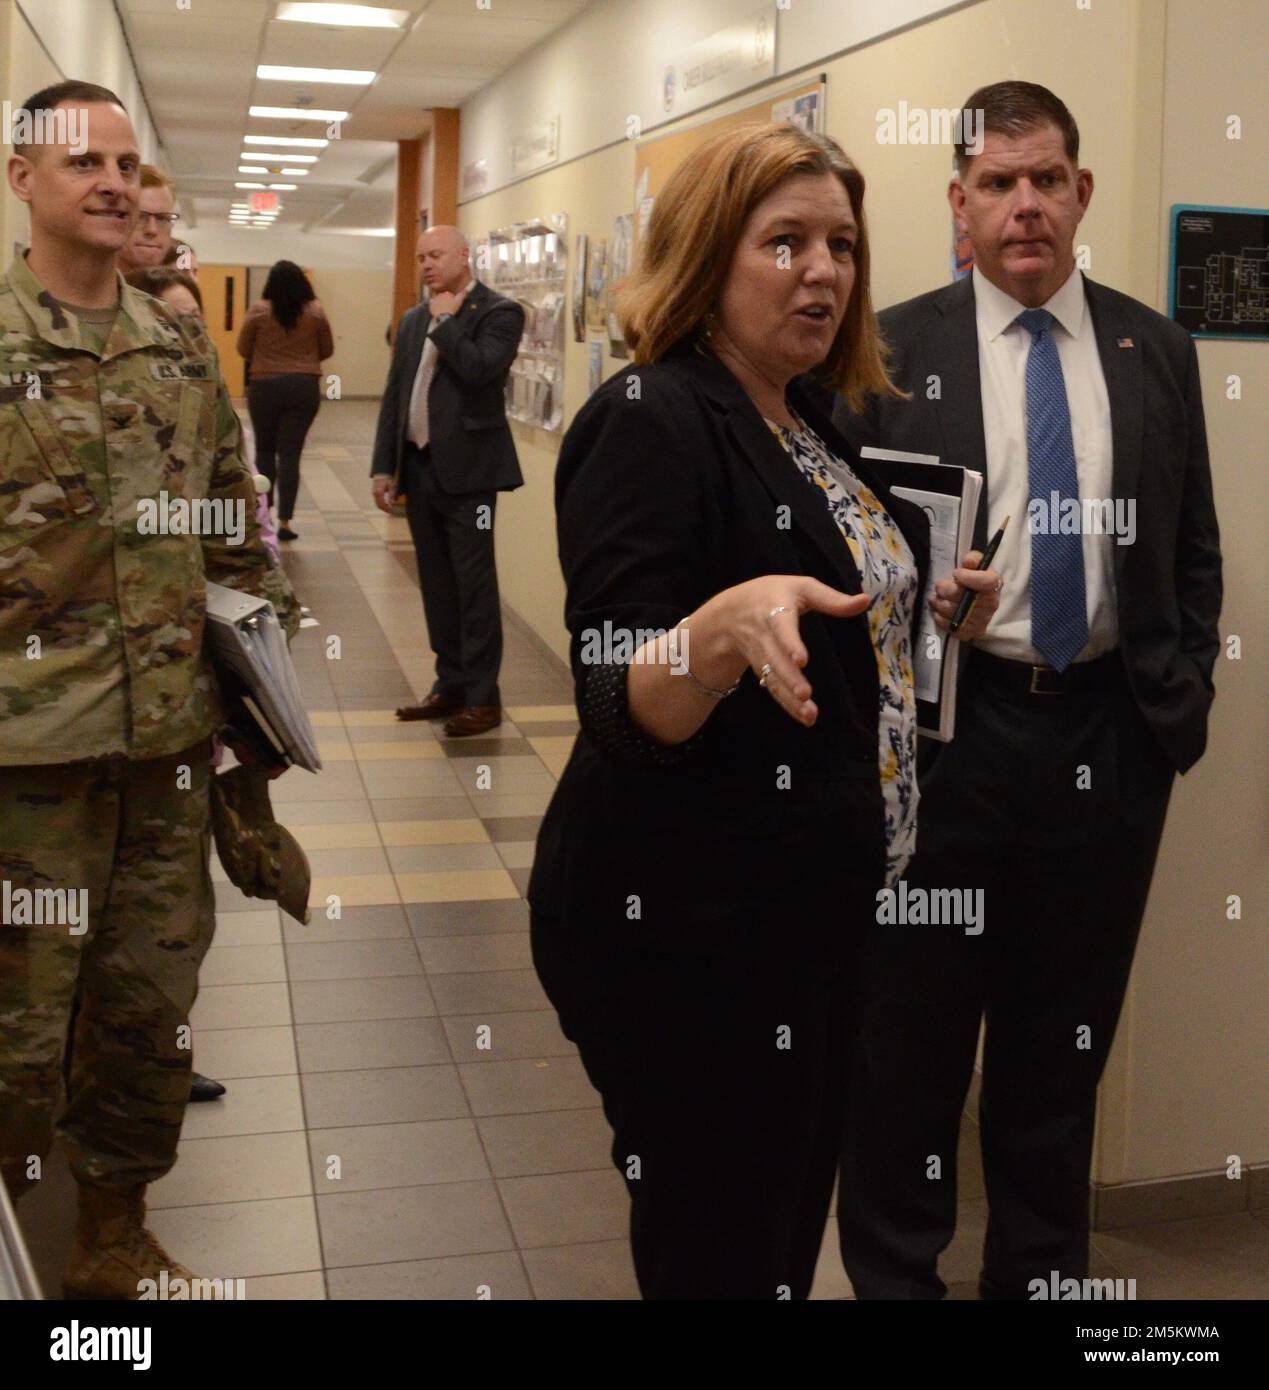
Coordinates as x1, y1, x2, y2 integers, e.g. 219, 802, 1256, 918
668, 623, 741, 700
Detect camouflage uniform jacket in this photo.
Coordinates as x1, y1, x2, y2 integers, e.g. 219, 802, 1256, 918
0, 253, 299, 765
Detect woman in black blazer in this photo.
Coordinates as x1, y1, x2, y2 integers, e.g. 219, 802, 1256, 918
527, 123, 1000, 1300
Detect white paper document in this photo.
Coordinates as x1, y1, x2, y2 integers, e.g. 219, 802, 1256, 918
204, 582, 322, 772
860, 448, 983, 741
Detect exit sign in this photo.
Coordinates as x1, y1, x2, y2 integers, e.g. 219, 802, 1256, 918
249, 192, 278, 213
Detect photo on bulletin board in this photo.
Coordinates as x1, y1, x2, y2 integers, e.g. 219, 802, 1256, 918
588, 340, 603, 396
952, 220, 974, 280
586, 239, 608, 332
571, 233, 588, 343
632, 76, 826, 260
607, 214, 634, 358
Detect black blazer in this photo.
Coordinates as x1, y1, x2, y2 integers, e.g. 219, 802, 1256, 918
370, 280, 525, 494
527, 342, 930, 959
832, 274, 1222, 774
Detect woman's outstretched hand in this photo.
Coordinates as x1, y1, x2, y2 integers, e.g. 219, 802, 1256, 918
700, 575, 872, 727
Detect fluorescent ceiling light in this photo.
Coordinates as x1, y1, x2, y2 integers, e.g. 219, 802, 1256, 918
239, 166, 268, 174
280, 169, 310, 176
269, 184, 298, 190
235, 182, 266, 189
243, 135, 327, 148
257, 65, 375, 85
275, 3, 408, 27
249, 106, 348, 122
240, 153, 318, 163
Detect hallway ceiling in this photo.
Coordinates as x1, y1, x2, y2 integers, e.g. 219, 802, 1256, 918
116, 0, 587, 235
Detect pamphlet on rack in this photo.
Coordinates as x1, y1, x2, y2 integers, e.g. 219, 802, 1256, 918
859, 447, 983, 742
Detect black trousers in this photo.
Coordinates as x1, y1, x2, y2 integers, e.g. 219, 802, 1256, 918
531, 903, 863, 1300
402, 443, 502, 708
247, 372, 321, 522
838, 649, 1174, 1300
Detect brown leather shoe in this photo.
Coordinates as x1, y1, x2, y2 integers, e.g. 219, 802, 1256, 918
397, 692, 464, 722
443, 706, 502, 737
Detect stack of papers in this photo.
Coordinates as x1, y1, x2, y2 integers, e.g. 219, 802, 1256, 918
204, 582, 322, 772
861, 447, 983, 742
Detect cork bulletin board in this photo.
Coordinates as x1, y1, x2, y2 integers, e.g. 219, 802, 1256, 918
632, 77, 826, 259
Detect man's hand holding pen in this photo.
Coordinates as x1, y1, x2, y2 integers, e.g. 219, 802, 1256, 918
929, 549, 1004, 641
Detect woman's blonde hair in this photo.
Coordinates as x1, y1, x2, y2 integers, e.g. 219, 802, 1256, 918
618, 121, 902, 412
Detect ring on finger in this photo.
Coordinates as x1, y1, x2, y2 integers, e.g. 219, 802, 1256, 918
767, 605, 792, 625
994, 577, 1004, 593
758, 662, 774, 688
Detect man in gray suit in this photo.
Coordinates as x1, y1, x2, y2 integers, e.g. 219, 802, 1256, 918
372, 225, 525, 736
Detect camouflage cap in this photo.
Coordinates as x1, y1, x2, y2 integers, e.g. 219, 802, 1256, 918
209, 764, 311, 925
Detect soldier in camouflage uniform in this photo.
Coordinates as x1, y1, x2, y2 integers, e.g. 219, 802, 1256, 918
0, 81, 298, 1298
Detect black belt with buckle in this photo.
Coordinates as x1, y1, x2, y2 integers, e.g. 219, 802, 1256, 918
970, 649, 1120, 697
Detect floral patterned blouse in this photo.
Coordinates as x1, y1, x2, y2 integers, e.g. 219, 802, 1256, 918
766, 415, 919, 886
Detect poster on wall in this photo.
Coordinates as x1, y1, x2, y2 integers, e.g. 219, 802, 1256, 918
1168, 205, 1269, 340
588, 341, 603, 396
607, 214, 634, 358
572, 233, 588, 342
585, 239, 608, 333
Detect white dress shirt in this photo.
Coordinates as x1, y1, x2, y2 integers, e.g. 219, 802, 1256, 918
406, 278, 476, 449
972, 264, 1118, 663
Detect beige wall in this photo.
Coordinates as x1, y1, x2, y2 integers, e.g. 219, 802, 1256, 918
308, 268, 393, 399
1, 0, 62, 262
459, 0, 1267, 1191
1111, 0, 1268, 1184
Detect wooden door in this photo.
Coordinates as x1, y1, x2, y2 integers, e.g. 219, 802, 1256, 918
200, 264, 249, 396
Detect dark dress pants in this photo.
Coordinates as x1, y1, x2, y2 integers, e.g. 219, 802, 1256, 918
247, 372, 320, 522
838, 651, 1174, 1300
531, 898, 863, 1300
402, 444, 502, 708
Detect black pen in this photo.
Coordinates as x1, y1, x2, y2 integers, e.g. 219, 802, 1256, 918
948, 515, 1009, 635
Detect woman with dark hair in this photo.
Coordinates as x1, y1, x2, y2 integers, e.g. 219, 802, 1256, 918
526, 121, 1001, 1299
237, 260, 334, 540
123, 264, 203, 317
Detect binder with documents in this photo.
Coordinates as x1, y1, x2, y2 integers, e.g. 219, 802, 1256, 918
204, 582, 322, 773
860, 447, 984, 742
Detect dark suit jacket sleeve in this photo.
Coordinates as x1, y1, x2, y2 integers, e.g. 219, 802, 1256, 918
1175, 338, 1223, 689
370, 309, 417, 477
428, 301, 525, 388
557, 373, 714, 767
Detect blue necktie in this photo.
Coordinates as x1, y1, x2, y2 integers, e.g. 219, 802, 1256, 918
1017, 308, 1088, 672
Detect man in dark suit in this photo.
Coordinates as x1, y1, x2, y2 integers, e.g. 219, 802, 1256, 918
372, 225, 525, 736
833, 81, 1222, 1299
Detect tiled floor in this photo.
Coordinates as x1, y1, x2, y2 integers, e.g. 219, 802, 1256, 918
17, 401, 1268, 1300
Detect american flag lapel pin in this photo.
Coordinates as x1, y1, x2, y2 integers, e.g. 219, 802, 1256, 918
1117, 336, 1134, 348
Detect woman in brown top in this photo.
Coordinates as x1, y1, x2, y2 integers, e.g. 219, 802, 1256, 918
237, 260, 334, 540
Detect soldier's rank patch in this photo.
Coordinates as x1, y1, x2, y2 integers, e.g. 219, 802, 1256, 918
150, 361, 213, 381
